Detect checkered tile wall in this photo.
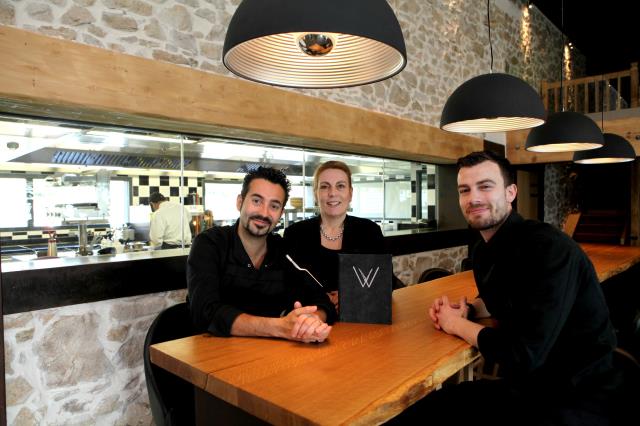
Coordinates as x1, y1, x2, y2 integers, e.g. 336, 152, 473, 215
131, 175, 204, 206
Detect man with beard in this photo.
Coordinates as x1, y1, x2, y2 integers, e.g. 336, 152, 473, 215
391, 151, 620, 425
187, 166, 335, 342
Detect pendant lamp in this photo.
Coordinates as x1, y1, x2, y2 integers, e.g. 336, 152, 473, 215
222, 0, 407, 88
524, 0, 604, 152
525, 111, 604, 152
573, 133, 636, 164
440, 0, 545, 133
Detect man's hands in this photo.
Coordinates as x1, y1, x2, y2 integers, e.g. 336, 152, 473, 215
429, 295, 469, 334
282, 301, 332, 343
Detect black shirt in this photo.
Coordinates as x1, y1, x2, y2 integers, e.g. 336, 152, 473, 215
474, 211, 617, 394
283, 215, 386, 292
187, 222, 336, 336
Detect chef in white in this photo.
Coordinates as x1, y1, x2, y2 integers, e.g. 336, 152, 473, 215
149, 192, 192, 249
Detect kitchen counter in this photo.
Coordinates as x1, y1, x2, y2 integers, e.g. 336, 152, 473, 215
1, 228, 472, 315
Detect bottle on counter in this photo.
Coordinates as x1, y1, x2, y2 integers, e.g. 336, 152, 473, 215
47, 231, 58, 257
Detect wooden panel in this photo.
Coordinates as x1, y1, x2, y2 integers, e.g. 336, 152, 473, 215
0, 25, 482, 163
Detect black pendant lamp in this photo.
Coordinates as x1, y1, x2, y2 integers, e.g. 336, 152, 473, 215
524, 0, 604, 152
440, 0, 545, 133
525, 111, 604, 152
222, 0, 407, 88
573, 133, 636, 164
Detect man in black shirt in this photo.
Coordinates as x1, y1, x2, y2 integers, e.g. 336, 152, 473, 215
187, 167, 335, 342
397, 151, 619, 425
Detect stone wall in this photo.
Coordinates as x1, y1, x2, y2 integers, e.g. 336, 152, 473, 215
0, 0, 573, 128
543, 162, 574, 228
393, 245, 468, 285
4, 290, 187, 425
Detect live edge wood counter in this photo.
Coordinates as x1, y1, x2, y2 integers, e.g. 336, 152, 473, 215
150, 273, 479, 425
149, 243, 640, 425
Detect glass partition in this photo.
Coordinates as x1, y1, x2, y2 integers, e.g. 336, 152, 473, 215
0, 114, 439, 260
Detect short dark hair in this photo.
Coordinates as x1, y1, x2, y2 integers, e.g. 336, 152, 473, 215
149, 192, 167, 203
240, 166, 291, 206
457, 151, 514, 186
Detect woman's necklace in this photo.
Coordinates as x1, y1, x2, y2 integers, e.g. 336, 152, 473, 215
320, 223, 344, 241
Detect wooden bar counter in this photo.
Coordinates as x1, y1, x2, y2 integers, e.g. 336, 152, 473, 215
150, 243, 640, 425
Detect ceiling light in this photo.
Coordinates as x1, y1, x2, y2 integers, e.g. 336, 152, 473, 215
525, 111, 604, 152
524, 0, 604, 152
573, 133, 636, 164
222, 0, 407, 88
440, 0, 545, 133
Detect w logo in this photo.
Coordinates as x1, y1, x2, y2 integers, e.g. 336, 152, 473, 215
352, 266, 380, 288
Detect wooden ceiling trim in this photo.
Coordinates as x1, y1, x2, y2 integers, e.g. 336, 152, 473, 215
0, 25, 481, 163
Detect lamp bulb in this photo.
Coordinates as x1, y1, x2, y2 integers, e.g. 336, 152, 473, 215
297, 33, 334, 56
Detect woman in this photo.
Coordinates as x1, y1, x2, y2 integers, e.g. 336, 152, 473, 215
284, 161, 397, 312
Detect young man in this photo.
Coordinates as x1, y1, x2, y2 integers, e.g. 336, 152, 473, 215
148, 192, 192, 249
397, 151, 620, 425
187, 166, 335, 343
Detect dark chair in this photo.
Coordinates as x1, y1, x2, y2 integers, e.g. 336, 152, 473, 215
143, 302, 196, 426
417, 267, 452, 283
460, 257, 473, 272
611, 347, 640, 425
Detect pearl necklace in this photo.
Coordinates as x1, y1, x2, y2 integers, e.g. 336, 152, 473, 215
320, 223, 344, 241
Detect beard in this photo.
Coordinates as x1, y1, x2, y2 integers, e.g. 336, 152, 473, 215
465, 204, 509, 231
243, 214, 274, 237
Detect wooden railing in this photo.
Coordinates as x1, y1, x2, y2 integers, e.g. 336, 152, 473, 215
541, 62, 638, 114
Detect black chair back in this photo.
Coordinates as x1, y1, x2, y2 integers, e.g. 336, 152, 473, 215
143, 302, 196, 426
418, 267, 453, 283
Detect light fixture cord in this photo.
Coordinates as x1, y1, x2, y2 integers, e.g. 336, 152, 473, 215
601, 76, 605, 130
487, 0, 494, 73
559, 0, 564, 111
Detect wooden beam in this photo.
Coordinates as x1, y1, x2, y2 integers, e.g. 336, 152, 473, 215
0, 25, 481, 163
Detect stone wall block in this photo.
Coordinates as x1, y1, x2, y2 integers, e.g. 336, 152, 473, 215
73, 0, 97, 6
12, 407, 39, 426
159, 4, 191, 31
50, 0, 68, 6
103, 0, 153, 16
114, 333, 144, 369
199, 40, 219, 60
107, 324, 131, 342
87, 23, 107, 37
5, 340, 14, 375
4, 313, 34, 330
82, 32, 104, 47
6, 376, 34, 406
194, 7, 214, 23
171, 29, 197, 53
0, 0, 16, 25
152, 48, 195, 66
15, 328, 34, 343
176, 0, 198, 8
102, 11, 138, 32
110, 294, 167, 321
26, 3, 53, 22
143, 17, 165, 40
61, 5, 95, 26
37, 25, 77, 40
35, 312, 112, 387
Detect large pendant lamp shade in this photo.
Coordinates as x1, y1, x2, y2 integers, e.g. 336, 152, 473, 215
573, 133, 636, 164
222, 0, 407, 88
525, 111, 604, 152
440, 73, 546, 133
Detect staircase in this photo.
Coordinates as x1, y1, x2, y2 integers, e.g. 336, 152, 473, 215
573, 209, 628, 244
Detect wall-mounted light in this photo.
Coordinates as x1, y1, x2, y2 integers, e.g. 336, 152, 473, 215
222, 0, 407, 88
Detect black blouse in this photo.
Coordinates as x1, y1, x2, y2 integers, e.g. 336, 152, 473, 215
283, 215, 386, 292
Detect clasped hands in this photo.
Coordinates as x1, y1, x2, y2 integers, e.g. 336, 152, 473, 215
429, 295, 469, 334
284, 301, 332, 343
